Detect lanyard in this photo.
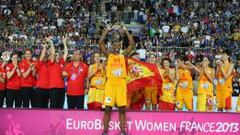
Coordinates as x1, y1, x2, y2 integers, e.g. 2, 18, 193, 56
71, 63, 83, 76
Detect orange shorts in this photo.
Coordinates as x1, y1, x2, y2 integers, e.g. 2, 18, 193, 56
104, 78, 127, 107
176, 90, 193, 110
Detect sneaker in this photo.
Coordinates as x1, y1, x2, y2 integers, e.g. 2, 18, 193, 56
120, 132, 127, 135
102, 133, 108, 135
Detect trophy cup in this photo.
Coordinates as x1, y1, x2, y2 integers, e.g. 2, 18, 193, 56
41, 38, 51, 48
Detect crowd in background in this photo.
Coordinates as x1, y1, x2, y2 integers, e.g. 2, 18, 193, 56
0, 0, 239, 56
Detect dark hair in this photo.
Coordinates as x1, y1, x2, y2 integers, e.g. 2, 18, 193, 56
197, 55, 213, 67
237, 54, 240, 60
130, 52, 139, 58
9, 52, 19, 63
161, 57, 171, 66
222, 49, 231, 56
195, 55, 204, 63
11, 52, 19, 58
176, 53, 188, 62
195, 55, 211, 63
25, 49, 32, 54
223, 49, 232, 62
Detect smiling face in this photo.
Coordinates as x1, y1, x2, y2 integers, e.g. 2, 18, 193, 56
149, 54, 156, 63
24, 50, 32, 60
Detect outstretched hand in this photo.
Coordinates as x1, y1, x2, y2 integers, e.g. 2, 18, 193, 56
121, 25, 127, 31
45, 37, 53, 46
106, 25, 112, 31
62, 36, 68, 45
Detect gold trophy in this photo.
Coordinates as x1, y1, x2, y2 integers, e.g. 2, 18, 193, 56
41, 38, 51, 48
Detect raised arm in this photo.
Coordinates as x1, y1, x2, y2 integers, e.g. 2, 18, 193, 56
204, 68, 215, 83
87, 64, 96, 79
7, 67, 17, 79
185, 61, 201, 74
175, 62, 179, 82
121, 26, 134, 57
39, 45, 47, 62
85, 65, 94, 95
62, 37, 68, 61
0, 74, 5, 83
99, 27, 111, 57
169, 68, 176, 83
21, 62, 34, 78
46, 38, 55, 63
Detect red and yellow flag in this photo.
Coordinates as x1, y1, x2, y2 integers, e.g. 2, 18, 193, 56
127, 58, 163, 96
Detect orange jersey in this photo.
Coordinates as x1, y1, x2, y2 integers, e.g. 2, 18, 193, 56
216, 63, 233, 109
90, 63, 106, 90
216, 63, 233, 93
159, 68, 176, 103
177, 68, 193, 92
198, 68, 214, 96
160, 68, 175, 92
106, 54, 127, 79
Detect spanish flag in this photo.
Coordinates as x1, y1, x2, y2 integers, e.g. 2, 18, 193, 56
127, 58, 163, 96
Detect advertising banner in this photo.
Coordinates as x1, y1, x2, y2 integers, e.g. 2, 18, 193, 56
0, 109, 239, 135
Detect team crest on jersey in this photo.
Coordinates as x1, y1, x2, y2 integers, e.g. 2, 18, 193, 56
113, 69, 122, 77
176, 101, 180, 107
105, 97, 112, 103
95, 79, 102, 85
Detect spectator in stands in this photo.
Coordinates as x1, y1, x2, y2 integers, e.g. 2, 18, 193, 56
136, 43, 147, 61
